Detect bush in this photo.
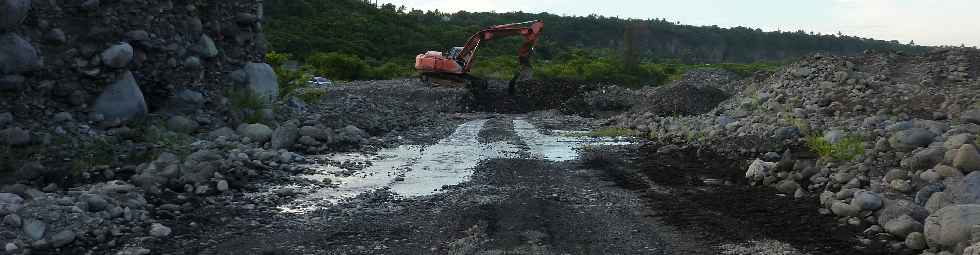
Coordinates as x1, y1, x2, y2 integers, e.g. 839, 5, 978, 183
307, 52, 370, 81
227, 88, 272, 124
266, 52, 314, 99
806, 134, 865, 161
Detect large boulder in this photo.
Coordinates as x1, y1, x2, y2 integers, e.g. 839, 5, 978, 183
876, 198, 929, 227
0, 193, 23, 214
195, 34, 218, 58
954, 144, 980, 173
241, 62, 279, 102
0, 33, 41, 74
270, 121, 299, 149
0, 127, 29, 146
0, 0, 29, 31
884, 214, 923, 239
925, 204, 980, 250
237, 123, 273, 143
889, 128, 937, 152
962, 109, 980, 125
852, 190, 883, 211
92, 71, 147, 123
903, 147, 946, 171
166, 116, 198, 134
100, 43, 134, 68
946, 171, 980, 204
745, 159, 776, 182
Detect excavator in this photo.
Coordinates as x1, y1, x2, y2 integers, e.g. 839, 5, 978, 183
414, 20, 544, 94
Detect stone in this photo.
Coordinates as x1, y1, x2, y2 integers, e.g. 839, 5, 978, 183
925, 204, 980, 249
936, 164, 965, 179
100, 43, 134, 68
216, 180, 228, 192
0, 0, 31, 31
884, 214, 923, 238
0, 127, 30, 146
237, 123, 273, 143
963, 109, 980, 125
0, 193, 22, 214
904, 147, 946, 171
336, 125, 368, 144
208, 127, 236, 139
852, 190, 883, 211
195, 34, 218, 58
915, 183, 945, 207
824, 130, 844, 144
124, 30, 149, 41
926, 192, 954, 213
241, 63, 279, 101
890, 179, 912, 193
298, 136, 319, 146
149, 223, 171, 237
884, 169, 908, 183
49, 230, 75, 247
905, 232, 927, 250
889, 128, 937, 152
3, 213, 20, 227
773, 126, 800, 141
235, 12, 259, 24
183, 56, 201, 69
22, 219, 44, 240
0, 112, 10, 126
920, 169, 941, 183
831, 201, 860, 217
166, 116, 198, 134
954, 144, 980, 172
0, 33, 41, 74
774, 179, 799, 194
4, 243, 14, 252
84, 194, 108, 212
946, 171, 980, 204
299, 126, 327, 140
52, 112, 73, 123
876, 199, 929, 227
746, 159, 775, 181
92, 71, 147, 123
946, 133, 977, 150
45, 28, 66, 44
115, 247, 151, 255
270, 122, 299, 149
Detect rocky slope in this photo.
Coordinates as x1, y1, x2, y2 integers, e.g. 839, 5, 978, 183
613, 48, 980, 255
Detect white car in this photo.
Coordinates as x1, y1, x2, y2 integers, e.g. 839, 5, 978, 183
308, 77, 332, 87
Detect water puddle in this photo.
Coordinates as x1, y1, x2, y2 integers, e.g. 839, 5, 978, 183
278, 117, 633, 212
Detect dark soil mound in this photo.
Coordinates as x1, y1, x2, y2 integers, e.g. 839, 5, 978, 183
632, 84, 730, 116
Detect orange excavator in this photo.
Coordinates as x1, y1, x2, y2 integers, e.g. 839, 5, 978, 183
414, 20, 544, 94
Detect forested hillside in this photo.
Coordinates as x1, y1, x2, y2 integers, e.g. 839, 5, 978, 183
262, 0, 926, 85
264, 0, 923, 63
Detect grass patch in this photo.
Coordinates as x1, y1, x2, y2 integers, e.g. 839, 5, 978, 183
297, 88, 328, 104
589, 127, 640, 138
71, 137, 116, 175
805, 134, 865, 161
144, 126, 193, 159
227, 88, 272, 124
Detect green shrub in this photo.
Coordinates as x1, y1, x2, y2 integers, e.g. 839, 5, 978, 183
297, 88, 328, 104
307, 52, 369, 81
71, 137, 116, 174
227, 88, 271, 124
806, 134, 865, 161
590, 127, 639, 138
144, 126, 193, 159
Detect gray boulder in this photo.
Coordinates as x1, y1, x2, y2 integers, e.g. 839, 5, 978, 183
270, 121, 299, 149
92, 71, 147, 123
49, 230, 75, 247
0, 193, 22, 214
946, 171, 980, 204
831, 201, 860, 217
925, 204, 980, 250
851, 190, 883, 211
335, 125, 367, 144
241, 63, 279, 101
237, 123, 273, 143
207, 127, 237, 139
905, 232, 927, 250
0, 127, 29, 146
903, 147, 946, 171
0, 33, 41, 74
100, 43, 134, 68
963, 109, 980, 125
0, 0, 30, 31
954, 144, 980, 172
22, 219, 44, 240
884, 214, 923, 238
773, 127, 801, 141
149, 223, 171, 237
889, 128, 937, 152
166, 116, 198, 134
195, 34, 217, 58
946, 133, 977, 150
876, 198, 929, 227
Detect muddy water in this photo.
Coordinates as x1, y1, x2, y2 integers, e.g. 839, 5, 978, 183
280, 118, 630, 212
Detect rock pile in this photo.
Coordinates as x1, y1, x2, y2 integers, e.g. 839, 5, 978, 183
616, 48, 980, 254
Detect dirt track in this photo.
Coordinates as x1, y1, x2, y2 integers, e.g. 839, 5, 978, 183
137, 111, 886, 255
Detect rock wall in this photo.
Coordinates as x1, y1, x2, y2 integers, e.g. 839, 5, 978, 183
0, 0, 271, 128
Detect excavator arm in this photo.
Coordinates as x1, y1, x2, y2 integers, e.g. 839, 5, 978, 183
415, 20, 543, 93
455, 21, 544, 91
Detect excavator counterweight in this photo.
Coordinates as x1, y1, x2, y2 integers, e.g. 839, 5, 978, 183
414, 20, 544, 94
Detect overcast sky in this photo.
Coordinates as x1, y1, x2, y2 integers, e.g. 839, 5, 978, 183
377, 0, 979, 47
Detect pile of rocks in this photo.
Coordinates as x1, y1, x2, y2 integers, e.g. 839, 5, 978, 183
616, 48, 980, 254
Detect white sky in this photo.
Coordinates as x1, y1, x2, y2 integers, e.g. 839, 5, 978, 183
378, 0, 980, 47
